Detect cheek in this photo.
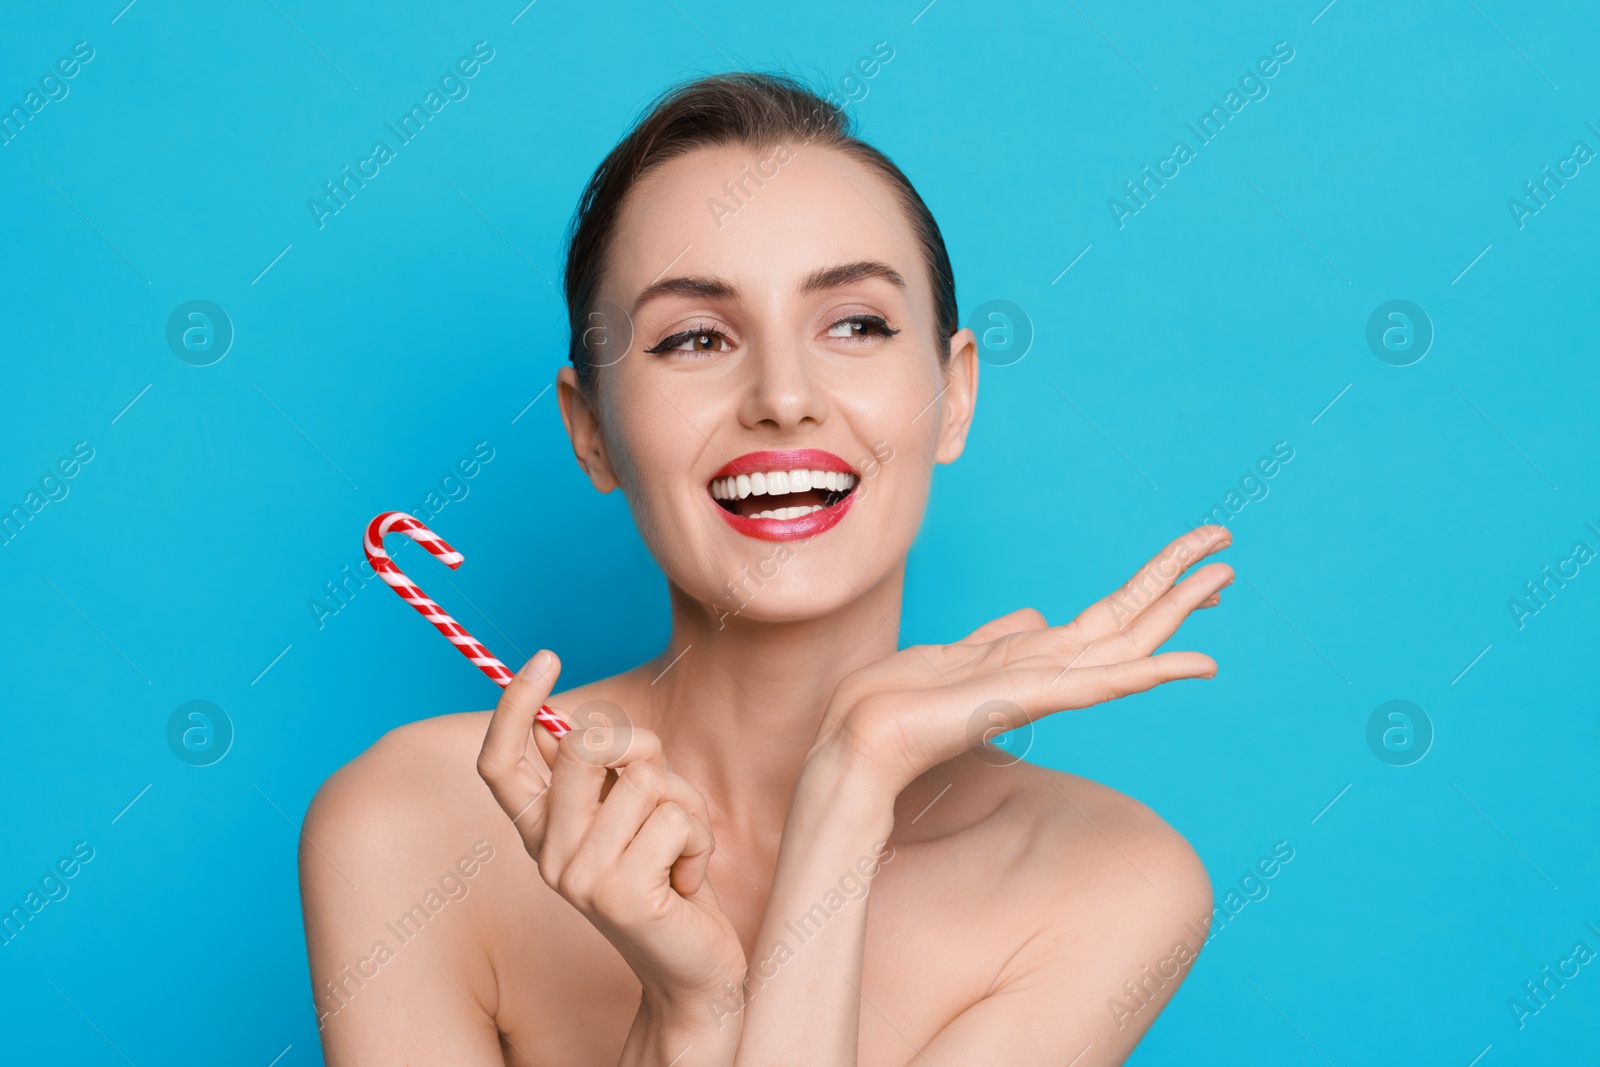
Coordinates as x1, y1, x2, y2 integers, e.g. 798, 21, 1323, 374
599, 377, 720, 533
836, 368, 944, 491
602, 376, 694, 487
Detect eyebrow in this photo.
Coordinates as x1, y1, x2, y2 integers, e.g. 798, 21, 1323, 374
630, 259, 906, 315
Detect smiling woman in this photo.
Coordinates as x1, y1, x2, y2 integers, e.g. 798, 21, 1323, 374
299, 71, 1234, 1067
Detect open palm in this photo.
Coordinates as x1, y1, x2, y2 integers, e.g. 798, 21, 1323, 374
816, 526, 1234, 791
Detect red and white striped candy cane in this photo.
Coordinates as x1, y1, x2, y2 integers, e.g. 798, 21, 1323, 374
364, 511, 571, 738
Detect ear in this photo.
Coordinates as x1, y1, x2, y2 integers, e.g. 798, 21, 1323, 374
933, 327, 979, 465
556, 366, 620, 493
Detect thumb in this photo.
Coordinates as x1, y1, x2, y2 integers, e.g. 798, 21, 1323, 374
956, 607, 1049, 645
505, 652, 569, 777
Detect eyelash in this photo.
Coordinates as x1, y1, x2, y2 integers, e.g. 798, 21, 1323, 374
643, 315, 900, 355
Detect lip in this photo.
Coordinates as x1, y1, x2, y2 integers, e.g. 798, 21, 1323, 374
708, 448, 858, 542
708, 449, 856, 480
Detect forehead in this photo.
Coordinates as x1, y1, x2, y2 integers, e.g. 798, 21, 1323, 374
601, 142, 930, 313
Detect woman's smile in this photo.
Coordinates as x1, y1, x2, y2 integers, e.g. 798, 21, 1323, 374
706, 447, 860, 541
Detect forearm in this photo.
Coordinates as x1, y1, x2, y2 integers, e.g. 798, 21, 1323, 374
731, 742, 898, 1066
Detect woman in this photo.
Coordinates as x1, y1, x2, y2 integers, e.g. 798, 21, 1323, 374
300, 72, 1233, 1066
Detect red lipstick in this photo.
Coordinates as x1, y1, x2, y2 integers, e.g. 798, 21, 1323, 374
708, 449, 856, 480
707, 449, 858, 542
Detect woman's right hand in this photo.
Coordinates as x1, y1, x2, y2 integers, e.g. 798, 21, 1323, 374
476, 650, 747, 1034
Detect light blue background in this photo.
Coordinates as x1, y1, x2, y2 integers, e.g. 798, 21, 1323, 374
2, 1, 1596, 1063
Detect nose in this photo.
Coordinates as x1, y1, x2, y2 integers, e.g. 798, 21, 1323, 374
736, 332, 827, 432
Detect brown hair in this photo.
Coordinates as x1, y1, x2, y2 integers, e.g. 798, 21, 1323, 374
562, 71, 958, 390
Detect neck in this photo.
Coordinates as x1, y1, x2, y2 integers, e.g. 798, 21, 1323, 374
633, 561, 905, 849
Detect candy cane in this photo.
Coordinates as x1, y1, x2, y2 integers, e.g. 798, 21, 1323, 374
364, 511, 571, 738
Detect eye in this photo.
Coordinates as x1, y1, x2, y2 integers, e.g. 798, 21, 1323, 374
825, 315, 900, 341
645, 328, 733, 355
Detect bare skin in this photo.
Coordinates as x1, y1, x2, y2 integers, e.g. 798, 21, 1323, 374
300, 141, 1232, 1066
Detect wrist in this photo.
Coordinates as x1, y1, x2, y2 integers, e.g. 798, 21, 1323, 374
628, 985, 742, 1065
803, 726, 908, 810
638, 970, 746, 1036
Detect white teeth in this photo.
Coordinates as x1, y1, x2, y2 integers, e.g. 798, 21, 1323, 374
709, 467, 859, 502
750, 504, 828, 520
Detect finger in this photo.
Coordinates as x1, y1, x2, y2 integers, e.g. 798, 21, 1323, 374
1107, 562, 1233, 659
542, 726, 664, 866
479, 651, 561, 776
477, 651, 562, 820
1062, 526, 1231, 643
1037, 651, 1216, 713
955, 607, 1049, 646
1199, 592, 1221, 609
582, 761, 715, 872
616, 800, 715, 897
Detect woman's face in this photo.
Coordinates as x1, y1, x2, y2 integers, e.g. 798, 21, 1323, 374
558, 141, 977, 623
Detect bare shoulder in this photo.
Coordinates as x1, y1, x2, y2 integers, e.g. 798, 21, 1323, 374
994, 760, 1212, 1045
914, 753, 1211, 919
898, 756, 1214, 1060
1016, 760, 1210, 912
303, 710, 499, 856
298, 710, 520, 1038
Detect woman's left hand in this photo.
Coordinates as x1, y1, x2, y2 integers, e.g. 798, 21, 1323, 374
810, 525, 1234, 792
